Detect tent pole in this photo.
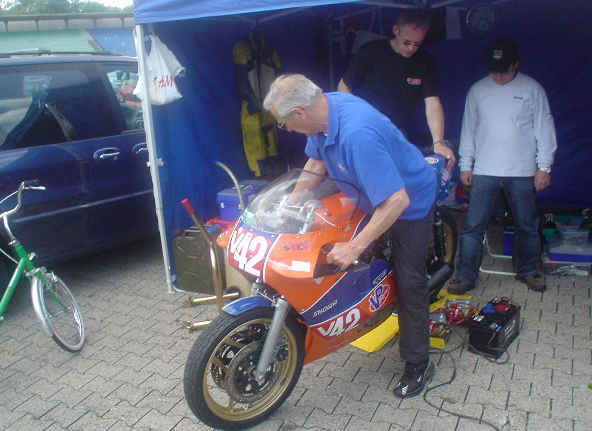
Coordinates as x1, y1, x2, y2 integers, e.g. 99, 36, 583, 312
134, 23, 175, 293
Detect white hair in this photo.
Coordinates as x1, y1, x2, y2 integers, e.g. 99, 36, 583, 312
263, 74, 323, 117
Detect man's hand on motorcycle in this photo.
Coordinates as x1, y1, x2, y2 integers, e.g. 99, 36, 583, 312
327, 242, 362, 270
433, 142, 456, 172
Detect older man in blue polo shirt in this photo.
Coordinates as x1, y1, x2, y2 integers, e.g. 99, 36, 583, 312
263, 74, 437, 398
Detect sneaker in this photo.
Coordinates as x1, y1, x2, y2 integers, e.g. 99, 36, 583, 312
446, 278, 475, 295
516, 273, 546, 292
393, 361, 435, 398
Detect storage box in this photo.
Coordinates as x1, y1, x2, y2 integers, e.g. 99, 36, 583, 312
503, 226, 514, 256
548, 239, 592, 263
557, 225, 589, 246
216, 180, 268, 221
542, 252, 591, 276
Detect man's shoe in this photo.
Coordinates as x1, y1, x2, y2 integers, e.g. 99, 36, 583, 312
446, 279, 475, 295
393, 361, 435, 398
516, 274, 546, 292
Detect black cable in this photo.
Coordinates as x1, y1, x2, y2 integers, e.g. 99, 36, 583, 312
422, 326, 511, 431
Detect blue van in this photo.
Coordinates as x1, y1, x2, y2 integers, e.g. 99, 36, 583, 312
0, 53, 156, 269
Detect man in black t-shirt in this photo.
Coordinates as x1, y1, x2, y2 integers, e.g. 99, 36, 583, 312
338, 9, 455, 166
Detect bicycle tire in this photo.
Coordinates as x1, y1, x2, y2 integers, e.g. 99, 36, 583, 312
31, 272, 85, 352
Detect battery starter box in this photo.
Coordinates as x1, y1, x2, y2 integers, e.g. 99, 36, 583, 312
468, 297, 521, 359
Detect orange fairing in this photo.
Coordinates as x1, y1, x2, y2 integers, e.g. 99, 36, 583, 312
264, 208, 366, 313
216, 220, 237, 249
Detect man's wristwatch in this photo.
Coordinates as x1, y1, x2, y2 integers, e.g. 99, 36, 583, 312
538, 165, 551, 174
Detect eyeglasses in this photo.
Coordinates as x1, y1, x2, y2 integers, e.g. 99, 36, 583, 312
277, 120, 287, 130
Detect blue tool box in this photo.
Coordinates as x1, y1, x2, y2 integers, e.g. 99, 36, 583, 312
216, 180, 268, 221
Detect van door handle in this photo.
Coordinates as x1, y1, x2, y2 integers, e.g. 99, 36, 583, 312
133, 142, 148, 155
94, 148, 121, 161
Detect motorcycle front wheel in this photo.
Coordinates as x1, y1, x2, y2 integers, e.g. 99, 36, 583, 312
184, 307, 305, 430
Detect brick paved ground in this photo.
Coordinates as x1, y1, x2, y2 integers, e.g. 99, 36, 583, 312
1, 217, 591, 431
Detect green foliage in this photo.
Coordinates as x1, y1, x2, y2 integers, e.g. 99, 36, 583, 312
0, 0, 132, 14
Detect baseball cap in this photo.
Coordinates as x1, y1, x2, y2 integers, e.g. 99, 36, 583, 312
485, 37, 520, 73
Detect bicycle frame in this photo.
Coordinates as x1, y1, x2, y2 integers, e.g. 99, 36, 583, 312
0, 240, 37, 326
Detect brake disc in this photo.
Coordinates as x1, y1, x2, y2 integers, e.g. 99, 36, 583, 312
224, 341, 281, 403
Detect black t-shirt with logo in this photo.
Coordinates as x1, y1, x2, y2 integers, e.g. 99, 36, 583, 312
342, 39, 439, 131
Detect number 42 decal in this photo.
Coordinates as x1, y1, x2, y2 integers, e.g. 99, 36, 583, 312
317, 308, 360, 337
228, 227, 271, 277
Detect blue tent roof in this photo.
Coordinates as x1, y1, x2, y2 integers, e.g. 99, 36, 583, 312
134, 0, 362, 23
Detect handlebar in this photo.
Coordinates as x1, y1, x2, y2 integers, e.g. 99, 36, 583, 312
1, 180, 45, 240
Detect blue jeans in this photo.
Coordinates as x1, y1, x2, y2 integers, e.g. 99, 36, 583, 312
456, 175, 540, 284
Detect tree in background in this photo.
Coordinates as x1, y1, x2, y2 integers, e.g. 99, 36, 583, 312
0, 0, 133, 14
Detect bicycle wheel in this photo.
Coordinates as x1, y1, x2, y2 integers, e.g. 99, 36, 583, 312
31, 272, 85, 352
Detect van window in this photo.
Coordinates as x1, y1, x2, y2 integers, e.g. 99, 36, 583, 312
0, 64, 114, 150
103, 64, 144, 132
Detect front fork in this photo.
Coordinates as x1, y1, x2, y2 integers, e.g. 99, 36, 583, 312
253, 296, 290, 383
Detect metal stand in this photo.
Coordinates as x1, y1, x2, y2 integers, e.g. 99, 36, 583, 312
180, 161, 247, 331
478, 233, 516, 276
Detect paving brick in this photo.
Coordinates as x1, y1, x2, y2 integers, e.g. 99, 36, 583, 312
133, 409, 184, 431
21, 377, 64, 400
344, 415, 391, 431
108, 382, 152, 406
534, 354, 573, 374
86, 360, 126, 379
297, 389, 342, 414
333, 395, 379, 421
526, 411, 573, 431
68, 411, 118, 431
4, 413, 55, 431
507, 394, 551, 414
512, 363, 553, 383
303, 407, 351, 430
0, 404, 26, 428
136, 389, 180, 415
373, 404, 417, 429
40, 403, 86, 427
327, 377, 368, 401
353, 367, 394, 389
318, 360, 360, 381
80, 375, 124, 398
410, 409, 457, 431
269, 403, 313, 426
170, 416, 216, 431
103, 400, 151, 427
47, 385, 92, 409
530, 381, 572, 399
14, 394, 60, 419
76, 392, 118, 416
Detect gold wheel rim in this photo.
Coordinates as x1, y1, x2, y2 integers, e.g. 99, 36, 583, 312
202, 317, 298, 422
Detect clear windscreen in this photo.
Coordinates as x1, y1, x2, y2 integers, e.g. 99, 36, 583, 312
241, 169, 360, 234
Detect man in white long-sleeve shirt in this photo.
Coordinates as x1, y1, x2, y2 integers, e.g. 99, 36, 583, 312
448, 37, 557, 294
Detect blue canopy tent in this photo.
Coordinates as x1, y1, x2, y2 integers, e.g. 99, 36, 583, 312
133, 0, 592, 291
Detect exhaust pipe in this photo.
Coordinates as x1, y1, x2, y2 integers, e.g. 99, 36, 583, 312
428, 263, 454, 293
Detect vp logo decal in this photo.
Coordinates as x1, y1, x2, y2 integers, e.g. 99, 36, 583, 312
369, 283, 390, 312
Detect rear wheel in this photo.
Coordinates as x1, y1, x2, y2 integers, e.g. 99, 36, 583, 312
184, 308, 304, 430
31, 272, 85, 352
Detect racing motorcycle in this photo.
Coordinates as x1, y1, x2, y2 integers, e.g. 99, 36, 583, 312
183, 155, 457, 430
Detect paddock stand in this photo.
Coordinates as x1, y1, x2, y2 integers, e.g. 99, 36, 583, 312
177, 162, 251, 332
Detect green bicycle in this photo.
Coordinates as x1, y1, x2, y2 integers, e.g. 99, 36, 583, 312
0, 181, 85, 352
